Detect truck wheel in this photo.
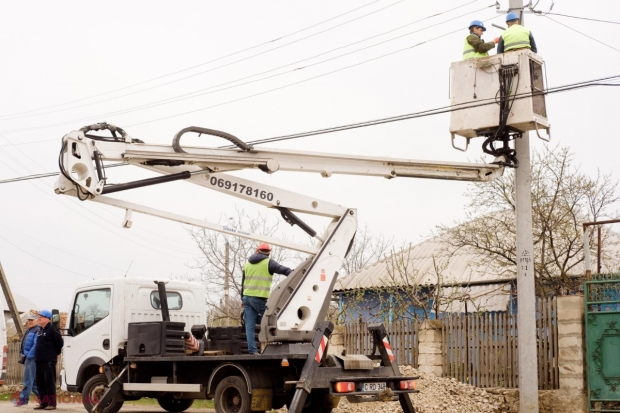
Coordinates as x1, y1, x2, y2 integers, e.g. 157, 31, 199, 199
214, 376, 251, 413
82, 374, 124, 413
157, 394, 194, 412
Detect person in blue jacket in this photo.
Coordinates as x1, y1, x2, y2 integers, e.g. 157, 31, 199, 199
15, 314, 40, 407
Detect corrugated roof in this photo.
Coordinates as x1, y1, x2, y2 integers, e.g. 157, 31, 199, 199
335, 226, 620, 293
335, 233, 500, 292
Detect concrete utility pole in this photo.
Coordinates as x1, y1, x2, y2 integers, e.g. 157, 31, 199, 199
0, 261, 24, 339
508, 1, 539, 411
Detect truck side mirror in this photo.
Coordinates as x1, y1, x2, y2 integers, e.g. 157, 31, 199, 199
51, 309, 60, 329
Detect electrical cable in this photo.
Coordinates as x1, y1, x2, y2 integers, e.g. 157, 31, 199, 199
0, 221, 151, 277
537, 12, 620, 25
0, 1, 493, 126
0, 141, 198, 258
0, 8, 502, 135
544, 16, 620, 53
0, 232, 95, 280
0, 0, 386, 119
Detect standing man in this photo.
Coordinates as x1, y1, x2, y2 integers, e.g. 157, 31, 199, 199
15, 315, 40, 407
242, 243, 292, 354
34, 310, 63, 411
497, 12, 538, 53
463, 20, 499, 60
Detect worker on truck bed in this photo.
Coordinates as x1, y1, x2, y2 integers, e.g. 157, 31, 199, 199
497, 12, 538, 53
242, 242, 292, 355
463, 20, 498, 60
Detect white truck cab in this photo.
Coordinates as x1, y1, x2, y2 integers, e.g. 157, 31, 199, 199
59, 278, 206, 393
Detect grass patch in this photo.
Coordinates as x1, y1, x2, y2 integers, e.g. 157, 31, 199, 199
0, 393, 13, 401
124, 398, 214, 408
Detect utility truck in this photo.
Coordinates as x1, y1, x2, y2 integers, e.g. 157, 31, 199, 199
54, 123, 506, 413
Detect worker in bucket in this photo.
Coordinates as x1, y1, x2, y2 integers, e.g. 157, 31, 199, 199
463, 20, 499, 60
242, 242, 292, 354
497, 12, 538, 53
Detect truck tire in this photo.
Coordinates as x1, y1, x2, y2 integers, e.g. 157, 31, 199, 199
214, 376, 251, 413
157, 394, 194, 412
82, 374, 124, 413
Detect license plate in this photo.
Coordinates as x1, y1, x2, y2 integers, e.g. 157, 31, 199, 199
362, 382, 386, 392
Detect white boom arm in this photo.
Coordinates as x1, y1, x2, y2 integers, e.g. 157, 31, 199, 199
54, 124, 504, 342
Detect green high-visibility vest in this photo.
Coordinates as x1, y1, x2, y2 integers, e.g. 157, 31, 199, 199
463, 36, 489, 60
243, 259, 272, 299
501, 24, 531, 51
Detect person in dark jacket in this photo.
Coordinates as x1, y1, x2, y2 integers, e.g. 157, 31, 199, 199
33, 310, 63, 410
242, 243, 292, 354
463, 20, 498, 60
15, 315, 40, 406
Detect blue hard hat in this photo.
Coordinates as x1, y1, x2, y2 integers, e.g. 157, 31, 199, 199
38, 309, 52, 319
506, 12, 519, 22
469, 20, 486, 31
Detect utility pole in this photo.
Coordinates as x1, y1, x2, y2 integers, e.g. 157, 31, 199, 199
224, 241, 230, 327
0, 261, 24, 339
507, 1, 539, 411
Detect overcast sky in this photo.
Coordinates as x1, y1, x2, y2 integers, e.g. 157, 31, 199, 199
0, 0, 618, 312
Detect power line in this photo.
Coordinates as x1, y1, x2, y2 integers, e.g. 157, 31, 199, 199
0, 0, 385, 119
545, 16, 620, 53
536, 12, 620, 25
0, 6, 500, 135
0, 0, 478, 123
0, 232, 94, 280
2, 74, 619, 185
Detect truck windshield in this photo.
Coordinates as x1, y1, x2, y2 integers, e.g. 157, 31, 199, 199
72, 288, 111, 335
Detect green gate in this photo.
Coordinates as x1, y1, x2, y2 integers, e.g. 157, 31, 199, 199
586, 274, 620, 412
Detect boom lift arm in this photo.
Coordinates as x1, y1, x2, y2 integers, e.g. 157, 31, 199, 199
55, 123, 504, 343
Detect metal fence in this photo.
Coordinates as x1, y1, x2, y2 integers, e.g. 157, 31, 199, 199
342, 297, 559, 389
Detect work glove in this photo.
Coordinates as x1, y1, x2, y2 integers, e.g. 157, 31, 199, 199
494, 37, 500, 44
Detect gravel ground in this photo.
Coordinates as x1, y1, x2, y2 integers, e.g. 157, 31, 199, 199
275, 366, 510, 413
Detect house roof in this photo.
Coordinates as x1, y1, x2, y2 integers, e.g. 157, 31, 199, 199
335, 233, 508, 293
1, 291, 39, 314
335, 224, 620, 293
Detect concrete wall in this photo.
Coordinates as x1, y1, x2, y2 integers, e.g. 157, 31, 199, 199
555, 295, 586, 412
417, 321, 443, 376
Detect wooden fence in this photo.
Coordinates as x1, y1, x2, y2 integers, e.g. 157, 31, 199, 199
342, 297, 559, 390
5, 341, 63, 386
442, 297, 559, 389
344, 318, 421, 367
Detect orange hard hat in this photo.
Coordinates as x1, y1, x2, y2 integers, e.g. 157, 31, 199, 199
257, 242, 271, 252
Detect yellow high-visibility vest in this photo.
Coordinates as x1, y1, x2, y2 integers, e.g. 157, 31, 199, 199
463, 36, 489, 60
501, 24, 531, 51
243, 259, 272, 299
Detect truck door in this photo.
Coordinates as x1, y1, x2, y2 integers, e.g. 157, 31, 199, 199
64, 287, 114, 386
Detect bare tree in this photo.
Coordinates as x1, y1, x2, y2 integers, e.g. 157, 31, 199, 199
438, 145, 620, 296
341, 223, 393, 275
184, 207, 295, 326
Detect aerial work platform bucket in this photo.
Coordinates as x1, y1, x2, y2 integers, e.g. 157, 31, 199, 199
449, 49, 550, 166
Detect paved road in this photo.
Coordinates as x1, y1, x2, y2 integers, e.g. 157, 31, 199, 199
0, 401, 215, 413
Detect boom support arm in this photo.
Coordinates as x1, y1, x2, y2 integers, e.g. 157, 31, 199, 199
54, 125, 504, 343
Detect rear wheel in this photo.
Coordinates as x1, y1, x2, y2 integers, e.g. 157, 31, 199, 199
157, 394, 194, 412
82, 374, 124, 413
214, 376, 251, 413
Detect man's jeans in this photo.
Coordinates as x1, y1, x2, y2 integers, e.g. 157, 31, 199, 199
19, 358, 39, 404
242, 295, 266, 354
